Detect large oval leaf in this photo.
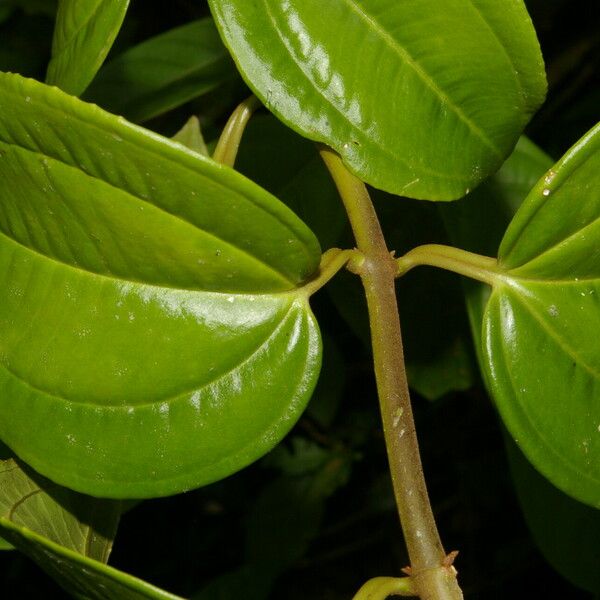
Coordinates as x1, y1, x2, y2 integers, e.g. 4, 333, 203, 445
483, 123, 600, 507
0, 72, 322, 498
46, 0, 130, 96
208, 0, 546, 200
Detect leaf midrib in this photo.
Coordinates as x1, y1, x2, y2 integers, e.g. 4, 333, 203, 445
0, 76, 318, 281
339, 0, 502, 158
506, 287, 600, 379
260, 0, 470, 183
0, 296, 297, 408
0, 142, 295, 291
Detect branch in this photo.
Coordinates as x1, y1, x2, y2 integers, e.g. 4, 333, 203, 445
319, 147, 463, 600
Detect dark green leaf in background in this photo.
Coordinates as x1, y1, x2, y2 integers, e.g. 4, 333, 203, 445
193, 439, 352, 600
328, 196, 476, 401
85, 18, 237, 123
235, 114, 345, 250
506, 439, 600, 595
483, 123, 600, 507
208, 0, 546, 199
441, 136, 554, 365
0, 72, 323, 499
46, 0, 130, 96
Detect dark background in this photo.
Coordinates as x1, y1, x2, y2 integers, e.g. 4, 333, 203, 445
0, 0, 598, 598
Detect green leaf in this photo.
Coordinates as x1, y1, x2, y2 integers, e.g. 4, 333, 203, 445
0, 452, 120, 561
84, 18, 237, 123
172, 116, 209, 156
0, 519, 185, 600
46, 0, 129, 96
483, 123, 600, 507
208, 0, 546, 200
505, 438, 600, 595
0, 6, 14, 25
0, 72, 322, 499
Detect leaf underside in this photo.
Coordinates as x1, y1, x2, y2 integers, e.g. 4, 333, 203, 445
208, 0, 546, 199
0, 72, 323, 498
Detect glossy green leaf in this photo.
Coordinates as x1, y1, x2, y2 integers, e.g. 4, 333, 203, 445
483, 123, 600, 507
0, 72, 322, 498
208, 0, 546, 200
506, 438, 600, 595
46, 0, 129, 96
0, 519, 184, 599
442, 139, 600, 588
85, 18, 237, 123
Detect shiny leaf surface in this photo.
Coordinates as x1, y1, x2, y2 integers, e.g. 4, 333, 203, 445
208, 0, 546, 199
46, 0, 129, 96
0, 72, 322, 498
0, 519, 184, 599
483, 123, 600, 507
85, 18, 237, 123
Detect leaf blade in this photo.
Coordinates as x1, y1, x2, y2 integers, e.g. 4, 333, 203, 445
482, 124, 600, 507
0, 72, 323, 498
46, 0, 130, 96
208, 0, 546, 199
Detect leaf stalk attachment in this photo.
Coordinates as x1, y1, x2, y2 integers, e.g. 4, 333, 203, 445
396, 244, 499, 286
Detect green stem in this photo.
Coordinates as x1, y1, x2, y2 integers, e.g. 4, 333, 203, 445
212, 95, 261, 167
319, 147, 463, 600
396, 244, 499, 286
299, 248, 361, 298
